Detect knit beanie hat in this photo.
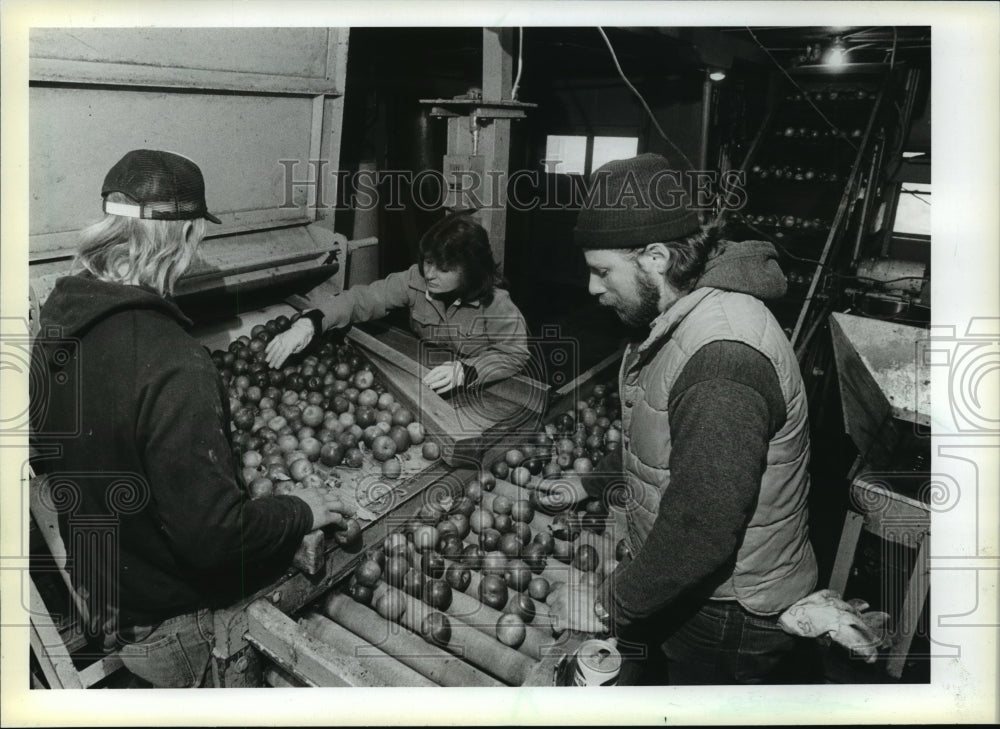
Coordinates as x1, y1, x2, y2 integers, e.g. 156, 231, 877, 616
573, 153, 700, 249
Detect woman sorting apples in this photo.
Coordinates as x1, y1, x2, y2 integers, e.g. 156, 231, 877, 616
30, 150, 354, 688
265, 212, 531, 394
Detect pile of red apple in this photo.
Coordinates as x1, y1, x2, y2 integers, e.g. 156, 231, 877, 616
208, 314, 440, 521
344, 463, 616, 654
489, 381, 622, 489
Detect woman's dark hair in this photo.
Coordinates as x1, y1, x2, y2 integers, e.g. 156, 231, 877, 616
418, 211, 500, 304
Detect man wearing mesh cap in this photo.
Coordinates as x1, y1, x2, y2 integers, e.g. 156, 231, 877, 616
542, 153, 818, 684
31, 150, 353, 687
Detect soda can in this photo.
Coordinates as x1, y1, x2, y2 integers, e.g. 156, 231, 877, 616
573, 639, 622, 686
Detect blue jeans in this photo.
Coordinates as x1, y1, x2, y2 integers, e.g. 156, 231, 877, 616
117, 608, 215, 688
659, 600, 797, 685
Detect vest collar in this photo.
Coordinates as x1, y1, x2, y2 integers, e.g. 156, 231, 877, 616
635, 287, 717, 355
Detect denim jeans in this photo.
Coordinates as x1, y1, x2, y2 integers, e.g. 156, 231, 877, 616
117, 608, 215, 688
659, 599, 797, 685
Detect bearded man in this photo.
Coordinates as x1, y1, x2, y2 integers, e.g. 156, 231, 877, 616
543, 153, 818, 685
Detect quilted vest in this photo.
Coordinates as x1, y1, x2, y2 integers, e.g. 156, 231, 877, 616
615, 287, 817, 615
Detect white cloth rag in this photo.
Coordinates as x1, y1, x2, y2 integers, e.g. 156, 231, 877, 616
778, 589, 892, 663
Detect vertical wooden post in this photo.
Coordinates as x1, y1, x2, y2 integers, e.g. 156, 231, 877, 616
479, 27, 515, 270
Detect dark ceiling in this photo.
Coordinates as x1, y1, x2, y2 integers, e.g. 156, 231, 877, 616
352, 26, 931, 81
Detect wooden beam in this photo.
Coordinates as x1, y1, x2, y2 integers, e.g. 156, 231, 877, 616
30, 580, 83, 689
829, 314, 904, 467
77, 653, 125, 688
30, 57, 344, 96
346, 327, 472, 463
374, 325, 549, 415
245, 599, 389, 687
263, 665, 306, 688
479, 28, 515, 269
553, 346, 625, 399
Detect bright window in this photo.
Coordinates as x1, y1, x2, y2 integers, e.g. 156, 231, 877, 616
591, 136, 639, 172
543, 135, 587, 175
892, 182, 931, 237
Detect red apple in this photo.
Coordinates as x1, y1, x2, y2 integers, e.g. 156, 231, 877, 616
495, 613, 526, 648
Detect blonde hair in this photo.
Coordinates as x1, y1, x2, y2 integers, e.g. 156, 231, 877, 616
72, 192, 206, 296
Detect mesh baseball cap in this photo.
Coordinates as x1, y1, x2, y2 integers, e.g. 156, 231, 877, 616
101, 149, 221, 224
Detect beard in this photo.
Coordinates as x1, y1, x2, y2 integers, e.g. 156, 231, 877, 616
605, 268, 662, 327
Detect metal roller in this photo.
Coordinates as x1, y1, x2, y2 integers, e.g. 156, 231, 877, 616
441, 576, 558, 661
371, 584, 536, 686
318, 594, 503, 687
298, 613, 438, 687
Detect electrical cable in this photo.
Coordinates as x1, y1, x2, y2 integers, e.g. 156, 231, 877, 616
899, 188, 931, 206
511, 27, 524, 101
596, 27, 695, 170
744, 26, 860, 155
890, 26, 898, 70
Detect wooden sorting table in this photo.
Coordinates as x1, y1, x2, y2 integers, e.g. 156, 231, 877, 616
27, 320, 621, 688
234, 331, 622, 687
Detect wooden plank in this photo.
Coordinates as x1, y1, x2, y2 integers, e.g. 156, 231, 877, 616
349, 326, 425, 380
30, 57, 344, 96
829, 313, 902, 468
361, 354, 463, 465
829, 511, 865, 595
347, 327, 472, 463
375, 325, 549, 418
350, 325, 549, 450
886, 534, 930, 679
317, 30, 350, 237
30, 580, 83, 689
28, 210, 314, 263
552, 346, 624, 402
77, 653, 125, 688
307, 95, 327, 219
291, 530, 326, 576
830, 313, 931, 427
479, 28, 515, 267
850, 479, 929, 546
317, 597, 504, 687
245, 599, 388, 687
263, 665, 306, 688
31, 28, 336, 80
298, 614, 438, 687
28, 476, 76, 601
211, 460, 475, 683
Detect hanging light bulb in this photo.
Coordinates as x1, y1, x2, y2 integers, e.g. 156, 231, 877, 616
708, 69, 727, 82
823, 37, 848, 67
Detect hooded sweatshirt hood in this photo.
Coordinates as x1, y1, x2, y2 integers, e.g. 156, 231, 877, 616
40, 274, 191, 338
695, 239, 788, 301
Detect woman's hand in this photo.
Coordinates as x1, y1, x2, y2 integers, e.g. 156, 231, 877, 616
422, 360, 465, 394
265, 318, 315, 369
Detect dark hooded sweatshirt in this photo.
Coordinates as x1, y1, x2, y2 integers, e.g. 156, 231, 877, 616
31, 275, 313, 630
588, 240, 791, 631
